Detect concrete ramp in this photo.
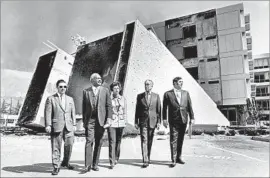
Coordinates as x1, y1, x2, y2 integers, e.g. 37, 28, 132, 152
121, 20, 229, 126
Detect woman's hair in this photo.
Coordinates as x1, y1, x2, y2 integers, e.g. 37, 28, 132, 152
110, 81, 122, 91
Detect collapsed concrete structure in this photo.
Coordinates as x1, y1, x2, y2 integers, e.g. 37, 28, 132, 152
18, 20, 229, 131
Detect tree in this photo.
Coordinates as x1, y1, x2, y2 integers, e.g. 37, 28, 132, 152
0, 99, 9, 114
14, 99, 22, 115
246, 98, 262, 129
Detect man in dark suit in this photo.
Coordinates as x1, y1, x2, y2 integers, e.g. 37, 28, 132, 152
45, 79, 77, 175
135, 79, 161, 168
81, 73, 112, 173
163, 77, 194, 168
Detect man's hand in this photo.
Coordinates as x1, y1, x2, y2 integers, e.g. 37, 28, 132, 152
190, 119, 195, 125
45, 126, 51, 134
156, 123, 161, 130
135, 124, 139, 130
73, 126, 77, 132
163, 120, 168, 128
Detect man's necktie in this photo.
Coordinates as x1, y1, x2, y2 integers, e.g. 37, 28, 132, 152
60, 95, 64, 108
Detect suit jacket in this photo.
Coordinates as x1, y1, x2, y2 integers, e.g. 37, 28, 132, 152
135, 92, 161, 128
44, 94, 76, 133
163, 89, 194, 124
82, 86, 112, 127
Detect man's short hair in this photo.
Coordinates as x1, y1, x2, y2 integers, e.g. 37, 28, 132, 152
56, 79, 66, 87
144, 79, 154, 85
90, 73, 101, 83
173, 77, 183, 85
110, 81, 122, 91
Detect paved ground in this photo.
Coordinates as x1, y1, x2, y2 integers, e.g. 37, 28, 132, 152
1, 134, 269, 177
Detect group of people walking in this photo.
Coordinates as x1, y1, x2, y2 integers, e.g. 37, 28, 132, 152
44, 73, 194, 175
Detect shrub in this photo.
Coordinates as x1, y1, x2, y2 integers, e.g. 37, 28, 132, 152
229, 129, 236, 136
192, 129, 203, 135
238, 129, 245, 135
156, 130, 166, 135
217, 130, 225, 135
204, 131, 217, 136
256, 128, 270, 135
122, 123, 139, 138
245, 128, 259, 136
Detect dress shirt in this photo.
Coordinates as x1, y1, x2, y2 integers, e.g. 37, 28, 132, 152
57, 93, 65, 109
145, 91, 151, 105
173, 88, 182, 104
92, 86, 100, 96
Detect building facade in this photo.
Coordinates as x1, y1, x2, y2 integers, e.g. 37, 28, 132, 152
146, 3, 252, 125
249, 53, 270, 120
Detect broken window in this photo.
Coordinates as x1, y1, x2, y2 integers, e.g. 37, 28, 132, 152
183, 25, 196, 39
207, 58, 218, 62
186, 67, 198, 80
184, 46, 197, 58
208, 80, 219, 84
206, 35, 216, 40
204, 11, 216, 19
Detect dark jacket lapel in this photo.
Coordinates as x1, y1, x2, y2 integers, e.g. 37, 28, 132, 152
87, 87, 95, 108
142, 93, 148, 106
170, 90, 180, 106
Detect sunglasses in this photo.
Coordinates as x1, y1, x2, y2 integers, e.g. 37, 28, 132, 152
59, 86, 67, 89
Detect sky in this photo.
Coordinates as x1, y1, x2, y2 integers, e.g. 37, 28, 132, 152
1, 1, 269, 72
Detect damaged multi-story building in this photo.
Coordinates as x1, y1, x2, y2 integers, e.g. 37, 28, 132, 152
249, 53, 270, 120
146, 3, 252, 126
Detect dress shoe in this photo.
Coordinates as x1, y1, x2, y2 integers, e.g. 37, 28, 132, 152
142, 163, 149, 168
51, 168, 60, 175
170, 162, 176, 168
109, 164, 114, 169
80, 166, 91, 174
61, 163, 75, 170
115, 160, 118, 165
176, 159, 185, 164
92, 166, 99, 171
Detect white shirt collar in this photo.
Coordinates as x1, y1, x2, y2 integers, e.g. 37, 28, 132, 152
174, 88, 182, 93
92, 85, 100, 89
57, 93, 65, 98
145, 91, 152, 95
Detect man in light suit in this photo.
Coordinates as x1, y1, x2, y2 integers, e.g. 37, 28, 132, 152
45, 79, 77, 175
163, 77, 194, 168
135, 79, 161, 168
81, 73, 112, 173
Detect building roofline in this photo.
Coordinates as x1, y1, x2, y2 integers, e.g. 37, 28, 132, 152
253, 53, 270, 59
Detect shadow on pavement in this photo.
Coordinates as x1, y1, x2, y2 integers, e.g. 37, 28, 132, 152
71, 159, 171, 169
2, 163, 52, 174
2, 159, 171, 174
2, 163, 83, 174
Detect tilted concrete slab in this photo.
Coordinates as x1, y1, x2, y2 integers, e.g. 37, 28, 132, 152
18, 50, 74, 130
122, 20, 229, 126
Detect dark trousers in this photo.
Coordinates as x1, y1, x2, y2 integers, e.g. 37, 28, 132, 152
169, 123, 187, 163
85, 119, 105, 168
140, 124, 155, 163
51, 127, 74, 169
107, 127, 124, 166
